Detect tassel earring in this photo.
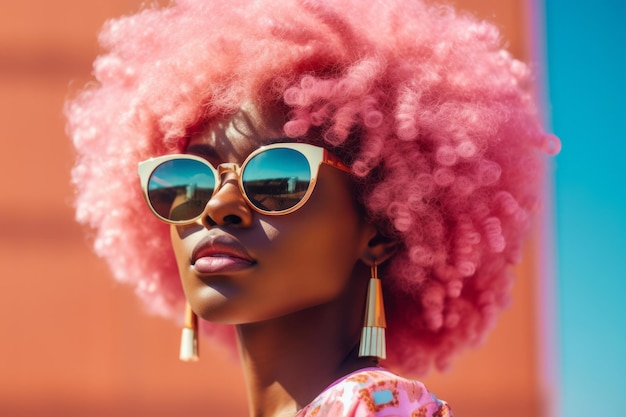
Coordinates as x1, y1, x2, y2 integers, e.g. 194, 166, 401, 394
179, 302, 199, 361
359, 262, 387, 360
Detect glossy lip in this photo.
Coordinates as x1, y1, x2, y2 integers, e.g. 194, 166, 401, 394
191, 234, 256, 273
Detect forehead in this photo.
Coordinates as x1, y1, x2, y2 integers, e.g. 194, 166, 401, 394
186, 103, 286, 161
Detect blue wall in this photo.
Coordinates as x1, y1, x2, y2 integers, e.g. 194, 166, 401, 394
544, 1, 626, 416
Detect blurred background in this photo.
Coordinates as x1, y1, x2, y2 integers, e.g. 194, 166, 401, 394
0, 1, 623, 416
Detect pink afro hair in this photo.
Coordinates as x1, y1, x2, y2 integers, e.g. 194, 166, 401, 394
66, 0, 559, 375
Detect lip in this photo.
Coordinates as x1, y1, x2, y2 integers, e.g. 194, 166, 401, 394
191, 234, 256, 274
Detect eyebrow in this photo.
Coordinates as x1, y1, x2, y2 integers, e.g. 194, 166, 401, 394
186, 137, 294, 158
185, 144, 221, 159
263, 137, 293, 145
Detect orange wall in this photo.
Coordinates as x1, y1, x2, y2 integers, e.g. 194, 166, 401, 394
0, 1, 547, 416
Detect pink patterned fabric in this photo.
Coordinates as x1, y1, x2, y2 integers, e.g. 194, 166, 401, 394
296, 368, 452, 417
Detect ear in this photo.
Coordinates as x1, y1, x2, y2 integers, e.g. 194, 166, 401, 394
359, 226, 399, 267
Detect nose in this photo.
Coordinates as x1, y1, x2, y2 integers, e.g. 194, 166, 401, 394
201, 163, 253, 228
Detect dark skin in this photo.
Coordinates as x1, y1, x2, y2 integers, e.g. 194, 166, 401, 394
170, 103, 396, 417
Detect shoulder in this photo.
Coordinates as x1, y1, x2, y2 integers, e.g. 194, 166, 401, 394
297, 368, 453, 417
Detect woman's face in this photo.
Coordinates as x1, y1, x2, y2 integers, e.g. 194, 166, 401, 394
170, 104, 377, 324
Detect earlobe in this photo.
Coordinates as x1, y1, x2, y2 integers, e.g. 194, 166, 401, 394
359, 229, 399, 266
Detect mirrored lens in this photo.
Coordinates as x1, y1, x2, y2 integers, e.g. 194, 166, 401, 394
242, 148, 312, 212
147, 159, 216, 221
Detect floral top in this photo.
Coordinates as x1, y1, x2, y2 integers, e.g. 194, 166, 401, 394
296, 368, 452, 417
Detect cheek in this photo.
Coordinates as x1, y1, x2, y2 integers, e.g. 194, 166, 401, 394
256, 188, 367, 305
169, 224, 197, 291
170, 226, 187, 262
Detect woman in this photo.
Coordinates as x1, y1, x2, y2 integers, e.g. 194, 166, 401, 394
66, 0, 559, 415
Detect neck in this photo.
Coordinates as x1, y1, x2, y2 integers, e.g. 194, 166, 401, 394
236, 269, 374, 417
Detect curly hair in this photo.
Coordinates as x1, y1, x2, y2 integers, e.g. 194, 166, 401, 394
66, 0, 559, 375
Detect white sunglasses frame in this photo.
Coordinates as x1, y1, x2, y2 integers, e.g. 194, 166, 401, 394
138, 142, 351, 224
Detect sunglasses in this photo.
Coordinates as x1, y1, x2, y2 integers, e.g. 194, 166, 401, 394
138, 143, 351, 224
